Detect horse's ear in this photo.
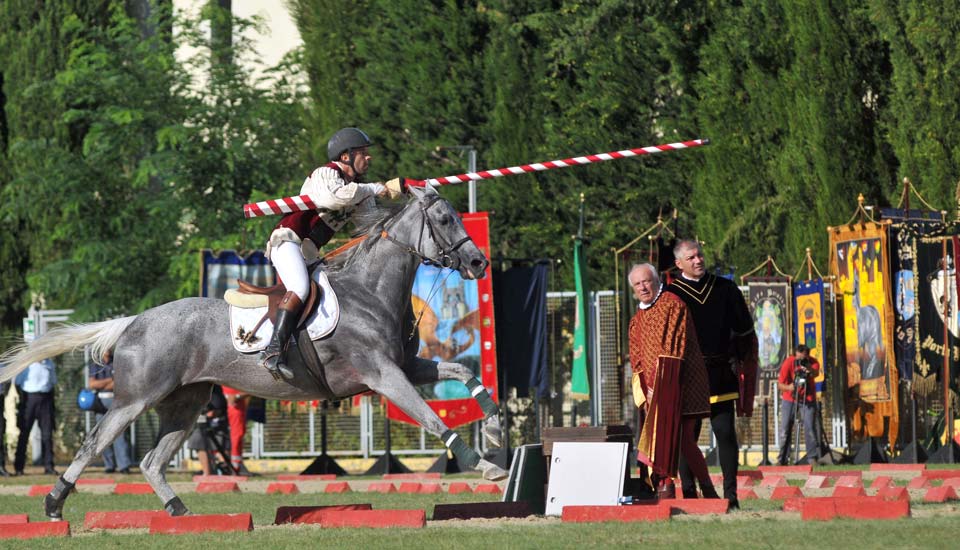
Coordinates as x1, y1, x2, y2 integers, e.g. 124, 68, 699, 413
408, 184, 436, 200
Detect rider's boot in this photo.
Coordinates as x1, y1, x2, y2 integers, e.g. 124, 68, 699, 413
260, 292, 303, 380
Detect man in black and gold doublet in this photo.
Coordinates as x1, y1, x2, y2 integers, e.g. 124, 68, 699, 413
665, 240, 758, 509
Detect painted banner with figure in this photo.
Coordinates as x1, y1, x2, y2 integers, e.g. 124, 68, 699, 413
829, 222, 899, 443
200, 249, 275, 299
914, 233, 960, 398
386, 212, 498, 429
793, 279, 826, 396
748, 281, 791, 399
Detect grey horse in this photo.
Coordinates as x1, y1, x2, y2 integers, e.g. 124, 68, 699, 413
0, 185, 506, 520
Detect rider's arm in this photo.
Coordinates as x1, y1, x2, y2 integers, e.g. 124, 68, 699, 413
301, 166, 385, 210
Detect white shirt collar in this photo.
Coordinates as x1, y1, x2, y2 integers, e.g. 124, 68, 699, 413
681, 272, 703, 283
637, 285, 664, 310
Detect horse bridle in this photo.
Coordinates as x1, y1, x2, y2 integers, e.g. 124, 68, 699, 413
380, 194, 474, 270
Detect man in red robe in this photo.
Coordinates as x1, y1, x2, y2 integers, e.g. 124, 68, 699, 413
628, 263, 718, 499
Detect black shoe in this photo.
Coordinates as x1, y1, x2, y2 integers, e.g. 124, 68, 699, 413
13, 470, 24, 477
104, 468, 116, 474
0, 466, 9, 477
119, 468, 131, 475
260, 302, 301, 381
700, 484, 721, 499
44, 468, 60, 476
727, 498, 740, 511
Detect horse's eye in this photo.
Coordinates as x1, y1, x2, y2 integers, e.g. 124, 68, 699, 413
439, 214, 452, 225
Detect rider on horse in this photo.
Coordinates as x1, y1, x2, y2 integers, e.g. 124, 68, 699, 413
261, 127, 404, 379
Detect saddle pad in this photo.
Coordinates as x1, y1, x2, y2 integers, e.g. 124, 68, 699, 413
229, 270, 340, 353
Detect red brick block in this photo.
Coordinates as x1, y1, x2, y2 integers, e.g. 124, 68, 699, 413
771, 486, 804, 500
419, 483, 443, 494
383, 473, 441, 480
0, 514, 29, 525
759, 465, 812, 475
0, 522, 70, 539
562, 505, 670, 523
924, 470, 960, 480
839, 497, 910, 519
149, 513, 253, 535
324, 482, 351, 493
320, 509, 426, 528
397, 482, 422, 493
906, 477, 930, 490
27, 484, 53, 497
834, 475, 862, 488
367, 482, 396, 493
266, 482, 300, 495
877, 486, 910, 501
84, 510, 168, 530
942, 478, 960, 489
869, 463, 925, 472
447, 482, 473, 494
801, 498, 837, 521
474, 483, 502, 495
869, 476, 894, 490
832, 485, 866, 497
923, 486, 958, 503
196, 481, 240, 494
736, 476, 756, 488
192, 475, 247, 483
276, 474, 336, 481
804, 475, 830, 489
737, 488, 758, 500
759, 475, 788, 488
274, 504, 373, 525
782, 497, 804, 513
77, 478, 116, 486
114, 483, 154, 495
660, 499, 729, 515
738, 469, 763, 479
710, 474, 723, 486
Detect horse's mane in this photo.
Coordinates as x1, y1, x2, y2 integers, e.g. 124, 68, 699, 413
323, 200, 407, 272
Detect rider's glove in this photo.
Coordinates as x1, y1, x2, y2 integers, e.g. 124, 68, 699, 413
384, 177, 407, 200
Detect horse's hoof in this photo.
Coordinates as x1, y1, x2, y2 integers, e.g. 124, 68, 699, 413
43, 494, 63, 521
482, 417, 503, 448
477, 459, 508, 481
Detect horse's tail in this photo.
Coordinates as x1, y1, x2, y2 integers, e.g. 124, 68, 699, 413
0, 316, 137, 383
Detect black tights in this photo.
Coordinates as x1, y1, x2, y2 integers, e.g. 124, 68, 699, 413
678, 400, 738, 499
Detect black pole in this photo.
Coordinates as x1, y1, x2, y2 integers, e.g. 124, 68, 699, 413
759, 398, 772, 466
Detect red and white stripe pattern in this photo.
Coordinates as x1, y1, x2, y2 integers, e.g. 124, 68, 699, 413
408, 138, 709, 188
243, 194, 318, 219
242, 138, 709, 218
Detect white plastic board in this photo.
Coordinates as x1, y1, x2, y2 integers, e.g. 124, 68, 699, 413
544, 442, 628, 516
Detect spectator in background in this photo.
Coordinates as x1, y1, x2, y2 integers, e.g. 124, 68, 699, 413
88, 350, 133, 474
222, 386, 250, 475
0, 380, 10, 476
14, 359, 58, 475
187, 385, 230, 475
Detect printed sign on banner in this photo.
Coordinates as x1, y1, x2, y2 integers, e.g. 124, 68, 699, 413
793, 279, 826, 395
200, 250, 275, 299
748, 281, 792, 398
386, 212, 498, 428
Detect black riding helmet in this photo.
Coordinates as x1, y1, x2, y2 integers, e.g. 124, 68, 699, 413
327, 127, 374, 162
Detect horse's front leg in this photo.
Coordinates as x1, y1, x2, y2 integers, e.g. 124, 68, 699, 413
365, 355, 506, 481
404, 357, 502, 448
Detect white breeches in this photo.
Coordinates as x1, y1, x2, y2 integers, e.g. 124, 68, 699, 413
270, 241, 310, 300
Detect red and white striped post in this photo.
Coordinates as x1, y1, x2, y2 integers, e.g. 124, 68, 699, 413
243, 138, 709, 218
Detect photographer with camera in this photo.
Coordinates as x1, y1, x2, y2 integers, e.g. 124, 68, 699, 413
186, 385, 232, 475
777, 345, 820, 465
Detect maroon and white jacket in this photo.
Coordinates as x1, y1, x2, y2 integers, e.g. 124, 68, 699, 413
266, 162, 384, 260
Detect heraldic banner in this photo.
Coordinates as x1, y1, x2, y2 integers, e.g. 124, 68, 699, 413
748, 281, 791, 399
914, 233, 960, 398
793, 279, 826, 395
829, 222, 899, 442
386, 212, 498, 429
200, 249, 275, 299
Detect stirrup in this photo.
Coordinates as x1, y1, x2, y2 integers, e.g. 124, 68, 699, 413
260, 350, 284, 381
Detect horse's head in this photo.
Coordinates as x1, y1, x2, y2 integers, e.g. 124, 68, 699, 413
399, 185, 488, 279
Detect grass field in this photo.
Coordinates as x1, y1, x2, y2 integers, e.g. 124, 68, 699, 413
2, 467, 959, 549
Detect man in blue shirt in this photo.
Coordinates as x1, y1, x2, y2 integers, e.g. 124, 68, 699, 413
14, 359, 58, 475
89, 350, 132, 474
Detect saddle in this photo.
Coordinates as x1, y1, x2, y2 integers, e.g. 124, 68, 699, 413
226, 279, 320, 344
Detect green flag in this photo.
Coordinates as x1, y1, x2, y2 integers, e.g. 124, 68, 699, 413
571, 236, 590, 399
